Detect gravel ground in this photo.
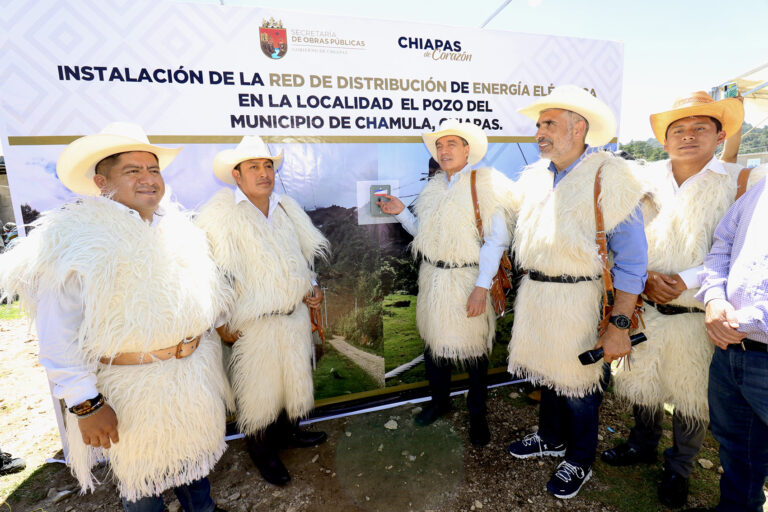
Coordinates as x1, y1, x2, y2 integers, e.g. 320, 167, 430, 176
1, 316, 725, 511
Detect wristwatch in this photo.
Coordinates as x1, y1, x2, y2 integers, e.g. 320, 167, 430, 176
609, 314, 632, 330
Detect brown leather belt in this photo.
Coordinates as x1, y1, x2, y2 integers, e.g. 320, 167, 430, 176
99, 336, 201, 365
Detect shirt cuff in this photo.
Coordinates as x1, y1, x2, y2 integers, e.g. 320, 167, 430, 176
394, 208, 415, 225
612, 272, 647, 295
702, 287, 728, 305
475, 274, 493, 290
59, 380, 100, 409
677, 266, 702, 290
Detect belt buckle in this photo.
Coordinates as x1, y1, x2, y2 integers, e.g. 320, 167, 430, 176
741, 341, 746, 351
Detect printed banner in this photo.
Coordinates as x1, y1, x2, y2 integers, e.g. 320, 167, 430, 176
0, 0, 623, 409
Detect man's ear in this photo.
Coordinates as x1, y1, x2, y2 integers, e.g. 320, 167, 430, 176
93, 173, 108, 193
716, 129, 728, 146
231, 168, 240, 185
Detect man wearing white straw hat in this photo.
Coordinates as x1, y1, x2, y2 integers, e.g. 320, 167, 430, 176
603, 91, 766, 508
379, 119, 515, 446
506, 86, 648, 499
0, 122, 232, 511
196, 135, 329, 486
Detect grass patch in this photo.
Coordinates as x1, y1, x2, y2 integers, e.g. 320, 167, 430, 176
2, 461, 59, 505
0, 301, 24, 320
581, 397, 722, 511
314, 344, 380, 400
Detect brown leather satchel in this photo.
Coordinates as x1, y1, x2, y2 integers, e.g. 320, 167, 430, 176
594, 165, 644, 336
470, 170, 512, 316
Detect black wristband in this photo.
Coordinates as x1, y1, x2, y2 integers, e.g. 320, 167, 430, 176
68, 393, 105, 417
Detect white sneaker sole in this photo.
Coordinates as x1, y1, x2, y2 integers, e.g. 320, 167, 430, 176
548, 469, 592, 499
508, 447, 566, 459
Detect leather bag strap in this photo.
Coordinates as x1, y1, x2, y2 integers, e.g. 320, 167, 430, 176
470, 169, 484, 242
736, 167, 751, 201
594, 164, 614, 308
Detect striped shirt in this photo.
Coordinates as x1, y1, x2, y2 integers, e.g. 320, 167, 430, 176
696, 176, 768, 343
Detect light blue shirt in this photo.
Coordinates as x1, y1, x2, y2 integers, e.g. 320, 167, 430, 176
549, 147, 648, 295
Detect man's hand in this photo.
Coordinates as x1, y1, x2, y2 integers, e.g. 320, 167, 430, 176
78, 404, 119, 449
216, 324, 241, 343
705, 298, 746, 349
466, 286, 487, 318
594, 325, 632, 363
378, 195, 405, 215
644, 271, 686, 304
305, 285, 323, 310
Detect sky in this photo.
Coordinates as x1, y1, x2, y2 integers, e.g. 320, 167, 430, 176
182, 0, 768, 143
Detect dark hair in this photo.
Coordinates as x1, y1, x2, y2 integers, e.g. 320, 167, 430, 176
665, 116, 722, 138
95, 151, 158, 176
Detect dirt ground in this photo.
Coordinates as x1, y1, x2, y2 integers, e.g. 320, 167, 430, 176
0, 315, 725, 512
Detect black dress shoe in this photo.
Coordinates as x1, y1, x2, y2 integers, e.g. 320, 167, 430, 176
659, 468, 689, 508
414, 403, 451, 427
469, 415, 490, 446
288, 429, 327, 448
600, 443, 656, 466
253, 453, 291, 486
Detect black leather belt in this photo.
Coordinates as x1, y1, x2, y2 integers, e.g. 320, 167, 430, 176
643, 297, 703, 315
728, 339, 768, 352
527, 270, 600, 283
426, 259, 478, 269
262, 305, 297, 318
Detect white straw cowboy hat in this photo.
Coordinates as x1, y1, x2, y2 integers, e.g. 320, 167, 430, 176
213, 135, 284, 185
518, 85, 617, 147
649, 91, 744, 144
56, 122, 181, 196
422, 119, 488, 168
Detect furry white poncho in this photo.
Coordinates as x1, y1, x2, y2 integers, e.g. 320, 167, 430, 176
0, 197, 233, 501
196, 189, 329, 434
411, 168, 515, 360
614, 160, 767, 421
507, 152, 646, 396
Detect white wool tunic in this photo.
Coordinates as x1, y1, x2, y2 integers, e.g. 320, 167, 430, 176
0, 197, 232, 501
196, 189, 329, 434
507, 152, 646, 397
411, 168, 515, 361
614, 160, 767, 421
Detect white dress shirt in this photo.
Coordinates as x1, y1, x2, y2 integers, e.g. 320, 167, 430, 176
661, 157, 729, 289
394, 165, 511, 289
37, 201, 163, 408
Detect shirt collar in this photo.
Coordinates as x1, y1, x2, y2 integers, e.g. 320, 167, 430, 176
665, 155, 728, 178
442, 162, 472, 183
102, 196, 164, 226
547, 145, 595, 177
234, 186, 282, 218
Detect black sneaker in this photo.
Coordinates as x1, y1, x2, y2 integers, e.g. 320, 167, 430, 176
507, 432, 566, 459
546, 460, 592, 499
0, 452, 25, 476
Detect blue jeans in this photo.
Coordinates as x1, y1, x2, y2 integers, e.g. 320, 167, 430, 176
538, 364, 610, 467
709, 346, 768, 512
121, 477, 216, 512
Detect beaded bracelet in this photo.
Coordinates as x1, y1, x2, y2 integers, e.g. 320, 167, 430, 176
68, 393, 105, 417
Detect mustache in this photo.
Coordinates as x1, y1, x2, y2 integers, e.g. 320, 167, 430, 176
537, 138, 553, 145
